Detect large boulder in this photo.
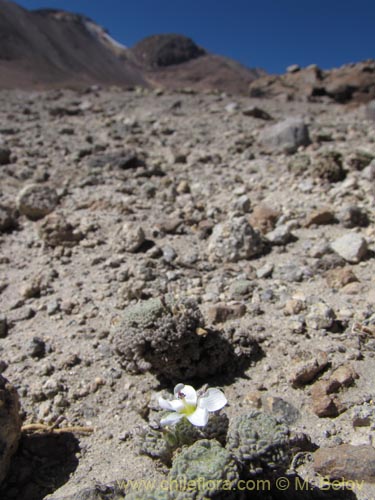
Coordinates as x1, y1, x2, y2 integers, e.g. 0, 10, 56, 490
259, 117, 311, 154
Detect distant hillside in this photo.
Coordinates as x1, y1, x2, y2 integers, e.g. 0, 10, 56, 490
129, 34, 266, 95
2, 0, 373, 102
0, 0, 146, 88
0, 1, 265, 93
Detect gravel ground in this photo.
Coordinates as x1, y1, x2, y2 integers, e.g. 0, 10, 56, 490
0, 86, 374, 500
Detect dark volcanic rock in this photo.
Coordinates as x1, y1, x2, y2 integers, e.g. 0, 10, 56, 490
131, 34, 205, 68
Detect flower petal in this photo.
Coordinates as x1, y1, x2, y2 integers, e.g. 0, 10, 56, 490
173, 384, 197, 406
160, 412, 184, 426
158, 397, 174, 411
198, 388, 227, 412
173, 383, 185, 398
181, 385, 197, 406
169, 400, 185, 412
187, 407, 208, 427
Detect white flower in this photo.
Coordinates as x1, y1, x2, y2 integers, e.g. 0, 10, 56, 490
158, 383, 227, 427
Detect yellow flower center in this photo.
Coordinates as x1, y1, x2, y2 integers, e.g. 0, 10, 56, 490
180, 399, 196, 416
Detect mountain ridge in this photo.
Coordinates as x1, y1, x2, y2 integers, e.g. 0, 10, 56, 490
0, 0, 263, 92
0, 0, 374, 102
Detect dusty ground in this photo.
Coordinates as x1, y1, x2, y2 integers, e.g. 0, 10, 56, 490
0, 86, 374, 500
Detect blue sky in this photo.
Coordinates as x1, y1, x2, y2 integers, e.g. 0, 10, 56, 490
15, 0, 375, 74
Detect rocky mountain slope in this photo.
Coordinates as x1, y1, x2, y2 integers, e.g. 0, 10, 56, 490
0, 1, 263, 93
1, 0, 374, 102
0, 0, 146, 88
129, 34, 266, 95
0, 84, 374, 500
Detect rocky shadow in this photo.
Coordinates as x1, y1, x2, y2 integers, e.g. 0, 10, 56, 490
0, 432, 79, 500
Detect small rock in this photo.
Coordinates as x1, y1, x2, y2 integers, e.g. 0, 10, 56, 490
330, 233, 367, 263
242, 107, 273, 120
286, 64, 300, 73
352, 404, 375, 428
38, 213, 84, 247
249, 204, 280, 234
121, 222, 145, 253
232, 195, 251, 214
206, 303, 246, 324
306, 302, 336, 330
309, 241, 331, 259
290, 351, 329, 387
28, 337, 46, 359
275, 262, 306, 282
47, 300, 60, 315
311, 380, 344, 418
337, 205, 369, 228
310, 364, 358, 418
362, 159, 375, 180
342, 282, 362, 295
228, 279, 254, 299
176, 180, 190, 193
162, 245, 177, 263
7, 306, 35, 325
225, 101, 239, 113
265, 224, 293, 245
313, 151, 346, 182
259, 117, 311, 154
263, 396, 300, 424
326, 267, 359, 289
207, 216, 266, 262
20, 279, 41, 299
16, 184, 58, 220
243, 390, 263, 408
329, 364, 358, 388
313, 444, 375, 482
156, 217, 183, 234
313, 253, 346, 272
284, 298, 306, 316
305, 208, 336, 227
288, 317, 306, 334
256, 262, 274, 278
